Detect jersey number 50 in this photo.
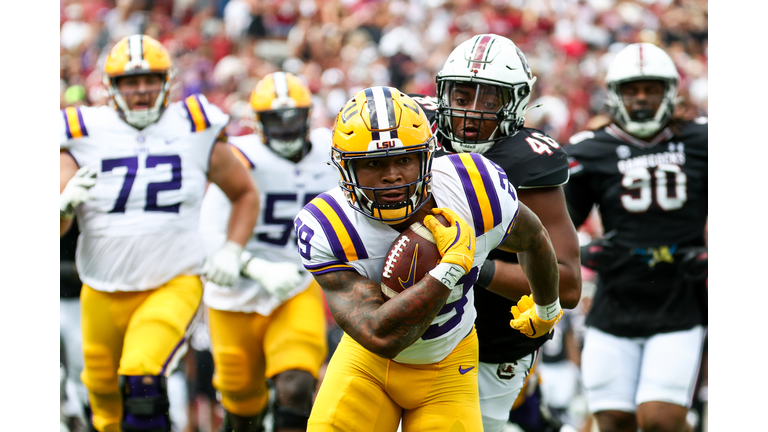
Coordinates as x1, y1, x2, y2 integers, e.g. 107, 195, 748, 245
621, 164, 687, 213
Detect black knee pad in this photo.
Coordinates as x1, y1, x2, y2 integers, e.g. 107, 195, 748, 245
83, 403, 97, 432
272, 403, 311, 430
119, 375, 171, 432
220, 409, 266, 432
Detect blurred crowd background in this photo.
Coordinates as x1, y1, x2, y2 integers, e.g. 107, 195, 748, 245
59, 0, 707, 145
59, 1, 708, 431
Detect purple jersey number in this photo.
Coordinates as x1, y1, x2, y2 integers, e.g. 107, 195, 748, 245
102, 157, 138, 213
146, 155, 182, 212
421, 267, 479, 340
293, 217, 315, 260
101, 155, 182, 214
259, 193, 323, 246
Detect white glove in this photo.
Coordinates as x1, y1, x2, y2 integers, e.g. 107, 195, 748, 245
242, 257, 303, 302
204, 241, 245, 287
61, 166, 97, 219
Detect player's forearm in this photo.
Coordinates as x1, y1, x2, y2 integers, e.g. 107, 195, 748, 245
321, 271, 450, 359
60, 217, 73, 237
517, 230, 560, 306
486, 259, 580, 309
368, 275, 451, 358
225, 189, 259, 247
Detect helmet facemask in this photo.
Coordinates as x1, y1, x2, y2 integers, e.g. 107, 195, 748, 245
607, 78, 678, 138
108, 72, 173, 129
436, 81, 531, 154
604, 43, 680, 139
257, 107, 312, 159
435, 34, 537, 154
331, 138, 435, 225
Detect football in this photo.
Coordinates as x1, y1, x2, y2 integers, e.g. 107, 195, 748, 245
380, 214, 448, 301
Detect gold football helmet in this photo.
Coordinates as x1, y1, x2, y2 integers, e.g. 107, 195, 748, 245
250, 72, 313, 159
102, 34, 175, 128
331, 87, 435, 224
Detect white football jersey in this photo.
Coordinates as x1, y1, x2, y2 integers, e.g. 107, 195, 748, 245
60, 95, 229, 292
200, 128, 339, 314
294, 153, 520, 364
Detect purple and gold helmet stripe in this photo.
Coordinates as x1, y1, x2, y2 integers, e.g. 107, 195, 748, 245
305, 261, 356, 275
128, 34, 144, 65
62, 107, 89, 139
184, 95, 211, 132
449, 153, 502, 235
272, 72, 289, 99
306, 193, 369, 262
364, 86, 399, 142
230, 145, 254, 169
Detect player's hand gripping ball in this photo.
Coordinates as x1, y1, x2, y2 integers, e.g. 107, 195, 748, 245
380, 214, 447, 301
424, 208, 476, 273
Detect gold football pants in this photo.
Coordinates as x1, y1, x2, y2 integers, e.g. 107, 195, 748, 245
308, 327, 482, 432
80, 275, 202, 432
208, 281, 328, 417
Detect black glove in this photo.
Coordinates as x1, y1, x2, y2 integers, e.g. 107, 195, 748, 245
678, 247, 708, 282
580, 232, 622, 271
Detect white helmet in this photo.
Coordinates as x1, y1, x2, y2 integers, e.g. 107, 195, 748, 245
436, 34, 537, 154
605, 43, 679, 138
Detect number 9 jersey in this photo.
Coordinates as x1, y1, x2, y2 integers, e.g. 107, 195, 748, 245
294, 153, 520, 364
60, 94, 229, 292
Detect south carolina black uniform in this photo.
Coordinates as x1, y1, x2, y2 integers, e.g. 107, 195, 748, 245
564, 119, 708, 337
411, 94, 570, 362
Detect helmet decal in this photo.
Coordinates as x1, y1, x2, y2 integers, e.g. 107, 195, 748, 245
125, 35, 147, 71
469, 35, 494, 72
364, 86, 398, 141
516, 47, 533, 80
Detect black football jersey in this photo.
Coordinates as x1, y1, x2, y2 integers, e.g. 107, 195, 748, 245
564, 119, 708, 337
411, 94, 571, 363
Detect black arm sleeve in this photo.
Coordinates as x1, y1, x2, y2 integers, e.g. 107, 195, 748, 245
563, 170, 595, 228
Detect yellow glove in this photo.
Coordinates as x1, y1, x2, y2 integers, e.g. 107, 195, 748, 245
509, 295, 563, 338
423, 208, 476, 274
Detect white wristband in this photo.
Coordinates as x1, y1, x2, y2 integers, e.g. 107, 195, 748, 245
534, 298, 562, 321
222, 240, 244, 256
428, 262, 465, 290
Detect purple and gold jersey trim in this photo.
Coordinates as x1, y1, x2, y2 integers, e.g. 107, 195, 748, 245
183, 95, 211, 132
160, 295, 201, 375
501, 207, 520, 245
305, 193, 369, 263
449, 153, 503, 235
230, 145, 254, 169
305, 261, 356, 275
62, 107, 89, 139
